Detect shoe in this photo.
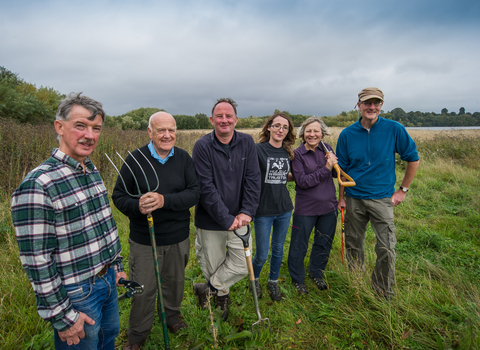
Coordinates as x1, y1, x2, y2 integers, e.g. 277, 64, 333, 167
249, 279, 262, 298
293, 282, 308, 295
216, 294, 230, 321
123, 342, 141, 350
167, 319, 188, 333
311, 277, 328, 291
193, 282, 217, 310
267, 281, 282, 302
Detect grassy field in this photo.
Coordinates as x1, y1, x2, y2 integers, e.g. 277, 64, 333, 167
1, 119, 479, 349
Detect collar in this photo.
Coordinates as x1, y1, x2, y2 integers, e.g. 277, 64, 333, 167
297, 142, 325, 155
148, 141, 174, 164
51, 148, 94, 172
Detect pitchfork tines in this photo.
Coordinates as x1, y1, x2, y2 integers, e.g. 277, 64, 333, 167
105, 149, 159, 197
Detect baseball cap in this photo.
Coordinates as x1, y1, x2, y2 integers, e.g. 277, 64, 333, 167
358, 87, 384, 102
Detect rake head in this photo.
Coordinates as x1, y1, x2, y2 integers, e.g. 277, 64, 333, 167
105, 149, 159, 198
252, 317, 271, 333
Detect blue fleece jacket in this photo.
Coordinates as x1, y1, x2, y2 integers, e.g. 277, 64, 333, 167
336, 117, 419, 199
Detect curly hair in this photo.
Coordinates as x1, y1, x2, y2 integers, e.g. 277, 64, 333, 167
297, 116, 331, 143
258, 112, 296, 160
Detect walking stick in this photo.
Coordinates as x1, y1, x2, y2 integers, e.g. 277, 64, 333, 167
320, 141, 356, 187
106, 150, 170, 350
341, 207, 345, 263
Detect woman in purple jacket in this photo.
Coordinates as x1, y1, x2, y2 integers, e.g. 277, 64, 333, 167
288, 116, 338, 295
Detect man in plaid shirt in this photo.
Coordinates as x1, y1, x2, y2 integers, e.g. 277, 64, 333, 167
11, 92, 126, 349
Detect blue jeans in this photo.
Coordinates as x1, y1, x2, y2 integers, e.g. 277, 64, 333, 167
54, 268, 120, 350
252, 211, 292, 280
288, 211, 337, 284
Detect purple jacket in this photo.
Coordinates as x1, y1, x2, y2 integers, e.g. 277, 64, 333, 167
192, 131, 261, 230
292, 142, 338, 216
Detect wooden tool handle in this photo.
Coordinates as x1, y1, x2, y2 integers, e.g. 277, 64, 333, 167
334, 164, 356, 187
244, 247, 255, 281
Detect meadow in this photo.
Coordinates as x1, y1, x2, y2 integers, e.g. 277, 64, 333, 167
0, 118, 479, 349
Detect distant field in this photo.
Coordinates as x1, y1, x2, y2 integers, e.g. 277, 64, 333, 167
178, 127, 480, 143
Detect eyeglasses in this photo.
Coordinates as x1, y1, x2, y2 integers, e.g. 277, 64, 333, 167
270, 124, 289, 132
361, 101, 382, 107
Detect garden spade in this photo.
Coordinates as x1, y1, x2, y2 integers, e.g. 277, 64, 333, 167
233, 225, 271, 333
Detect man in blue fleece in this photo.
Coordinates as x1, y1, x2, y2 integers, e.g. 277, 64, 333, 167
336, 87, 419, 299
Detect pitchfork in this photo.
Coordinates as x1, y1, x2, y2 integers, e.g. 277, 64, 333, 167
106, 150, 170, 350
233, 225, 271, 333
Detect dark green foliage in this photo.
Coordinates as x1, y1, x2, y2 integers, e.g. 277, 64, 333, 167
0, 66, 64, 124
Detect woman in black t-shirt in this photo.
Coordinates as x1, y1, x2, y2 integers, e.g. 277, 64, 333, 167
252, 112, 296, 302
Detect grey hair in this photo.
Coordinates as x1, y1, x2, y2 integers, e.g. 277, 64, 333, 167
297, 116, 331, 142
56, 92, 105, 122
55, 92, 105, 142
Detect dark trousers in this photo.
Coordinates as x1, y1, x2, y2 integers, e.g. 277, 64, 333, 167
288, 210, 337, 284
127, 238, 190, 345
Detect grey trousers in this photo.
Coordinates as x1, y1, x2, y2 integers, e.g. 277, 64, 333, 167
345, 196, 396, 296
127, 238, 190, 345
195, 226, 250, 296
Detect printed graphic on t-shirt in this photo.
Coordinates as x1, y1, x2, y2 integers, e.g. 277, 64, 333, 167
265, 157, 289, 184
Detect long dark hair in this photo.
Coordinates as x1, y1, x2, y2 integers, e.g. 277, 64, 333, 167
258, 112, 296, 160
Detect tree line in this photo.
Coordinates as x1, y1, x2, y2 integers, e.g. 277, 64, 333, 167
2, 66, 479, 129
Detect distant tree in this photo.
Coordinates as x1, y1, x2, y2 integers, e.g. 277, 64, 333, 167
0, 66, 63, 123
459, 107, 465, 115
441, 108, 448, 114
195, 113, 211, 129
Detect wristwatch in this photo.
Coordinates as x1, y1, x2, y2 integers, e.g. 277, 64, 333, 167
400, 186, 409, 193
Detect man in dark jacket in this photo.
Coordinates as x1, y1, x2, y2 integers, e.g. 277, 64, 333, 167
192, 98, 261, 321
112, 112, 200, 350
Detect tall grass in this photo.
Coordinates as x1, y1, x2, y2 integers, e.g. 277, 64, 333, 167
1, 119, 479, 349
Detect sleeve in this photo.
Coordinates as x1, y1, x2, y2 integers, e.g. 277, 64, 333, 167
11, 180, 79, 332
396, 127, 419, 162
239, 137, 261, 217
163, 152, 201, 211
336, 131, 350, 170
292, 150, 333, 189
192, 139, 235, 229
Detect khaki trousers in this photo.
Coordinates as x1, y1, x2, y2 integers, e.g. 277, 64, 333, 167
195, 226, 251, 296
345, 196, 396, 296
127, 238, 190, 345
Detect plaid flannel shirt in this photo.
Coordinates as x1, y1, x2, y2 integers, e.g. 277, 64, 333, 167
11, 149, 124, 332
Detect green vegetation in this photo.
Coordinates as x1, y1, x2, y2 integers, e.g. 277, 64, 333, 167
0, 67, 64, 124
1, 122, 479, 349
3, 66, 479, 131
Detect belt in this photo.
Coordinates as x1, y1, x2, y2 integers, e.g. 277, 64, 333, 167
96, 263, 111, 277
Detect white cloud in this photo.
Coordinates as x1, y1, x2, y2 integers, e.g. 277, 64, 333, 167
1, 0, 479, 117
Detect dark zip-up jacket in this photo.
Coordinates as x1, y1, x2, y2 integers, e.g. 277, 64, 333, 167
192, 131, 261, 230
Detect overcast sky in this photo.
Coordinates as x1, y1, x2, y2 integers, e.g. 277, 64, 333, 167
1, 0, 479, 118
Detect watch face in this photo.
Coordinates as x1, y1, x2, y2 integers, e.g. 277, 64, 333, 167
401, 187, 408, 193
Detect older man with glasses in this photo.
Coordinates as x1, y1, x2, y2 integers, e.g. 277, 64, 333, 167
336, 87, 420, 300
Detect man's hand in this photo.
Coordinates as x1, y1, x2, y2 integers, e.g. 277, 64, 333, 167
115, 271, 127, 286
139, 192, 164, 215
337, 198, 346, 211
58, 312, 95, 345
391, 189, 406, 206
235, 213, 252, 228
